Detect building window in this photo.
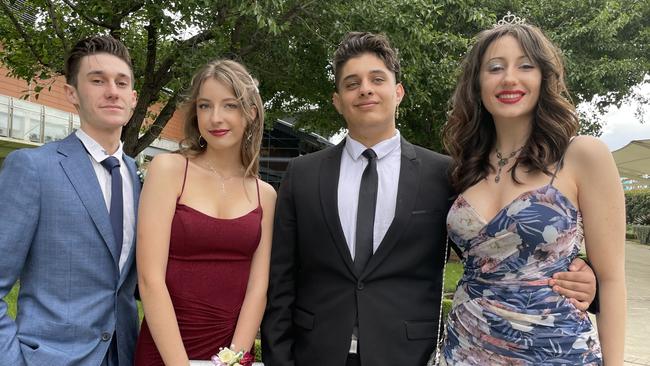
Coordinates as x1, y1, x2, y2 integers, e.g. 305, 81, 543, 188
72, 114, 80, 132
44, 106, 70, 142
0, 94, 79, 143
11, 99, 42, 142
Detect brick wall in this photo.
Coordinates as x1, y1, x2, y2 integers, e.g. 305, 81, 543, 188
0, 65, 185, 142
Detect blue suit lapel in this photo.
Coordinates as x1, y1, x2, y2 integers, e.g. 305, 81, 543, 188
58, 134, 120, 267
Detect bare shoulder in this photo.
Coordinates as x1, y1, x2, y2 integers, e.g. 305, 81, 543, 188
565, 135, 611, 165
565, 135, 618, 187
258, 179, 278, 203
147, 153, 187, 176
143, 153, 188, 196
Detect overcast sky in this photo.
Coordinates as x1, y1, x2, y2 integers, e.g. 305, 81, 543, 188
598, 81, 650, 151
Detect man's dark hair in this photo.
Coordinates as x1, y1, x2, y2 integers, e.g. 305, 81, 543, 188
64, 36, 133, 87
332, 32, 400, 90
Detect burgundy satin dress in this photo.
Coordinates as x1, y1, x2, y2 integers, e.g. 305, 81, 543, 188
134, 160, 262, 364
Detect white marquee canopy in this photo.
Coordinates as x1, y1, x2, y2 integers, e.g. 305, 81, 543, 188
612, 139, 650, 187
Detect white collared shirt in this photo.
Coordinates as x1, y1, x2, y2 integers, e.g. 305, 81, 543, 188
75, 129, 135, 272
337, 131, 401, 259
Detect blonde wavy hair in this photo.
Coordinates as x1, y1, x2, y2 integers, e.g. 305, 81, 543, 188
179, 59, 264, 177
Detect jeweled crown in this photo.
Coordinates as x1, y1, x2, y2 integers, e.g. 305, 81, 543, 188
494, 11, 526, 27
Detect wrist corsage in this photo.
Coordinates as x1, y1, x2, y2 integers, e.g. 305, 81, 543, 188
211, 345, 254, 366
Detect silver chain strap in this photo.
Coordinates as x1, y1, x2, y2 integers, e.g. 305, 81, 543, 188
427, 237, 449, 366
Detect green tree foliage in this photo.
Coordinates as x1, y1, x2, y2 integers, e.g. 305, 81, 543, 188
626, 188, 650, 225
0, 0, 648, 154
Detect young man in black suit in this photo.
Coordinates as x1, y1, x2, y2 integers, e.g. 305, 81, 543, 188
262, 32, 596, 366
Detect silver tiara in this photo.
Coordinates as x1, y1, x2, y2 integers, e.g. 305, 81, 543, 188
494, 11, 526, 27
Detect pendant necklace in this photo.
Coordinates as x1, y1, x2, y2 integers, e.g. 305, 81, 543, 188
203, 160, 244, 193
494, 146, 523, 183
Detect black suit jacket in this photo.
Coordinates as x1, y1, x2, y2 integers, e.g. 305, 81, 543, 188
262, 138, 453, 366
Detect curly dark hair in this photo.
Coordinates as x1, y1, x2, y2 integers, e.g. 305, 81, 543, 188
443, 23, 579, 193
332, 32, 400, 91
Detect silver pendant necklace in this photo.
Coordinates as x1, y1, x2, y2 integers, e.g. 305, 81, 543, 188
203, 161, 244, 193
494, 146, 523, 183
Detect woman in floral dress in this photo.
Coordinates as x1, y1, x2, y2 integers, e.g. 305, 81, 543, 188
440, 20, 626, 365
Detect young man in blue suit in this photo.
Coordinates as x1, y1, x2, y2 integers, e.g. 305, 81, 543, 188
0, 36, 139, 365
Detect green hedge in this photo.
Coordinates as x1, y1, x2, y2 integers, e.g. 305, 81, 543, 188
626, 189, 650, 244
626, 189, 650, 225
632, 225, 650, 244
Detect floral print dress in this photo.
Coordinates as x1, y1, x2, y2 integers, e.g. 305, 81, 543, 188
441, 184, 602, 365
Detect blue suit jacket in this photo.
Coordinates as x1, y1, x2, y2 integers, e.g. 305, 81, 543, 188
0, 133, 140, 365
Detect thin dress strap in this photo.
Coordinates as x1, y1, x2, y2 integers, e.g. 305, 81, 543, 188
255, 178, 261, 207
177, 157, 190, 203
549, 137, 576, 186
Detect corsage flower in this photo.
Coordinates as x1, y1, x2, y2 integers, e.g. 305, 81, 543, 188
211, 345, 254, 366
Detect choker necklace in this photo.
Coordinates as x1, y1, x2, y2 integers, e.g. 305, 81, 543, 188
203, 160, 244, 192
494, 146, 523, 183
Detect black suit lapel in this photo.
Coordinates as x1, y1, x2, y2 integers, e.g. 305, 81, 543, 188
319, 141, 357, 275
362, 138, 419, 277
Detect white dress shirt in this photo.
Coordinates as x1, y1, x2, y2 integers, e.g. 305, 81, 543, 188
76, 129, 135, 272
337, 131, 401, 259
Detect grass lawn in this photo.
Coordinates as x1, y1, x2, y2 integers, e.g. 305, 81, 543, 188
6, 282, 18, 319
444, 261, 463, 294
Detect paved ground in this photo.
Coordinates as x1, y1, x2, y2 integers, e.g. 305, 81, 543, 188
624, 240, 650, 365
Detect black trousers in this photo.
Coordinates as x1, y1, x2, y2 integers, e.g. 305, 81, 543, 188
346, 353, 361, 366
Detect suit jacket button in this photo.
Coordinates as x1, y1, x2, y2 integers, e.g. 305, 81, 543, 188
101, 332, 112, 342
357, 282, 364, 290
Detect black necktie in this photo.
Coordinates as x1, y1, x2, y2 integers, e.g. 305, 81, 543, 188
101, 156, 123, 259
355, 148, 378, 274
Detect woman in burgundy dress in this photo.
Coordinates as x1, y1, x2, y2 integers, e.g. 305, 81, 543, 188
134, 59, 276, 365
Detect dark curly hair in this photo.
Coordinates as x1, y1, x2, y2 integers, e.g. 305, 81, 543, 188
443, 23, 578, 193
333, 32, 400, 91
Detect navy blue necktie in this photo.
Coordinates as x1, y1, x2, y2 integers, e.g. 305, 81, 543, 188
101, 156, 123, 258
355, 148, 378, 274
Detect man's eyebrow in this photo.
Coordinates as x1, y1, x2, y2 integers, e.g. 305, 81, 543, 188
86, 70, 132, 79
341, 69, 388, 81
